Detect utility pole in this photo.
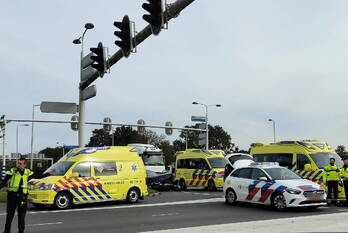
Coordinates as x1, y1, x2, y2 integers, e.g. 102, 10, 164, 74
1, 117, 6, 179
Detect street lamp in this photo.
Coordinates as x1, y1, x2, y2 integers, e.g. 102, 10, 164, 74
56, 142, 65, 156
30, 104, 40, 169
268, 119, 276, 143
73, 23, 94, 147
16, 124, 29, 162
192, 102, 222, 150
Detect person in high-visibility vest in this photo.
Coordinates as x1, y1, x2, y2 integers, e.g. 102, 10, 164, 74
323, 157, 341, 205
341, 158, 348, 206
0, 158, 54, 233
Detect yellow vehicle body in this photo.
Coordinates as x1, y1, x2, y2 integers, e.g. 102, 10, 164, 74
250, 140, 345, 198
28, 146, 148, 208
174, 149, 226, 189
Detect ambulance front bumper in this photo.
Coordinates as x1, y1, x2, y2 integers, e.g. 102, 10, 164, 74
28, 190, 55, 205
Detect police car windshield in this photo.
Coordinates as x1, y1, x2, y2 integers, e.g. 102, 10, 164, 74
264, 168, 301, 180
142, 153, 165, 166
309, 153, 343, 169
208, 158, 227, 168
45, 161, 75, 176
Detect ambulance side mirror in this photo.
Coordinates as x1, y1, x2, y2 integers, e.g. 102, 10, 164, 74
70, 172, 79, 178
304, 164, 312, 171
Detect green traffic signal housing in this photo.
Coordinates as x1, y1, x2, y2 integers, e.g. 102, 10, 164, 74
90, 42, 107, 77
114, 15, 133, 58
142, 0, 165, 35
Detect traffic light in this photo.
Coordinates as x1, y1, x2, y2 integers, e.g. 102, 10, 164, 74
114, 15, 133, 58
142, 0, 165, 35
71, 115, 79, 131
103, 117, 112, 132
90, 42, 107, 77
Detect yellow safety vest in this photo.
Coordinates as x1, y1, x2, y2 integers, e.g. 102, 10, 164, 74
6, 168, 33, 194
323, 164, 340, 182
341, 167, 348, 181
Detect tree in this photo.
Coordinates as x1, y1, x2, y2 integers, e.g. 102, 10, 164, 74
39, 147, 64, 162
87, 129, 112, 147
157, 140, 176, 166
336, 145, 348, 159
173, 124, 234, 153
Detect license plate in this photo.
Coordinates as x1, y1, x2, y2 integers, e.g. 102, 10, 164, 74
28, 194, 36, 199
308, 194, 323, 200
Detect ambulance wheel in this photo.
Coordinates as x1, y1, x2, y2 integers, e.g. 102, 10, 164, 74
225, 189, 237, 205
207, 180, 217, 191
54, 192, 72, 210
127, 188, 140, 203
271, 193, 287, 210
179, 179, 187, 191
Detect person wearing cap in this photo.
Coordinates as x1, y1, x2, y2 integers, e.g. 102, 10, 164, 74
340, 158, 348, 206
323, 157, 341, 205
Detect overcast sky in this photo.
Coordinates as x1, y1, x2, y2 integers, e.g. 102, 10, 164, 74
1, 0, 348, 155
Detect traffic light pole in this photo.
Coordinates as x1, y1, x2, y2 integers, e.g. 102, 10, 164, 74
80, 0, 195, 90
79, 48, 85, 147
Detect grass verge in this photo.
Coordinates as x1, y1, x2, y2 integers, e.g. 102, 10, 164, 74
0, 191, 7, 202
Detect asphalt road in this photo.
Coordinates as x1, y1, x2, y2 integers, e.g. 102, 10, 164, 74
0, 190, 346, 233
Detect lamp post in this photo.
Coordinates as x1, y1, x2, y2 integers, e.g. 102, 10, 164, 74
192, 102, 222, 150
268, 119, 276, 143
73, 23, 94, 147
16, 124, 29, 162
30, 104, 40, 169
56, 142, 65, 157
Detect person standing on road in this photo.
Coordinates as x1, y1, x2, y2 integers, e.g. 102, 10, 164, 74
0, 158, 54, 233
323, 157, 341, 205
340, 158, 348, 206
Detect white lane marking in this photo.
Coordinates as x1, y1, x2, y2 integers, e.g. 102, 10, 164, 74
0, 198, 224, 216
142, 211, 348, 233
27, 222, 63, 227
152, 212, 180, 217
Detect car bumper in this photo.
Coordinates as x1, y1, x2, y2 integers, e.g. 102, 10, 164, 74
28, 190, 55, 205
285, 193, 327, 207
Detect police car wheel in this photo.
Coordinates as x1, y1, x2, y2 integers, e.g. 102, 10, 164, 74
225, 189, 237, 205
54, 193, 71, 209
179, 179, 187, 191
271, 194, 287, 210
127, 188, 140, 203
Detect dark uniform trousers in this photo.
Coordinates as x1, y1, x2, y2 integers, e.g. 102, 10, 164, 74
326, 181, 339, 200
4, 191, 27, 233
344, 180, 348, 203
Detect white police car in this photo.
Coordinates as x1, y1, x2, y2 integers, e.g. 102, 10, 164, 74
223, 162, 326, 210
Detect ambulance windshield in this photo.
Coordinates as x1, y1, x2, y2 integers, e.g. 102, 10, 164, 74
45, 161, 75, 176
264, 168, 301, 180
309, 153, 343, 169
208, 157, 228, 168
142, 153, 165, 166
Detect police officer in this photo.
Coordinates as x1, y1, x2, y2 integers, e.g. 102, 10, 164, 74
0, 158, 53, 233
341, 158, 348, 206
323, 157, 341, 205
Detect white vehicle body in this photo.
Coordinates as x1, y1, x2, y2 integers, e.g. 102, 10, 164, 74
128, 144, 166, 173
225, 153, 254, 170
223, 163, 327, 209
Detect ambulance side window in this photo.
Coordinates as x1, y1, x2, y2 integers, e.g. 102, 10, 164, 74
199, 159, 210, 170
297, 154, 311, 170
177, 159, 184, 169
93, 162, 117, 176
72, 162, 91, 177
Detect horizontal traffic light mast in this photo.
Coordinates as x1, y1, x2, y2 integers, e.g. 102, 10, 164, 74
79, 0, 195, 90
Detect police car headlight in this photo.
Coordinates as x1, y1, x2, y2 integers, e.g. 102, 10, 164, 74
286, 188, 301, 195
39, 184, 54, 190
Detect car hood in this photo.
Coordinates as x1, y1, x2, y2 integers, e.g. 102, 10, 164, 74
274, 179, 323, 191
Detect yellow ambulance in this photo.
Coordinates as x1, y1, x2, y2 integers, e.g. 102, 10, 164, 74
174, 149, 227, 191
28, 146, 148, 209
250, 140, 345, 198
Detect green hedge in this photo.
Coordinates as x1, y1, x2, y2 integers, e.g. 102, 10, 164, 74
0, 191, 7, 202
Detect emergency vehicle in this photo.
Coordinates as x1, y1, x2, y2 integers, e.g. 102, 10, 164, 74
224, 162, 327, 210
28, 146, 148, 209
250, 140, 345, 198
128, 144, 166, 173
174, 149, 227, 191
